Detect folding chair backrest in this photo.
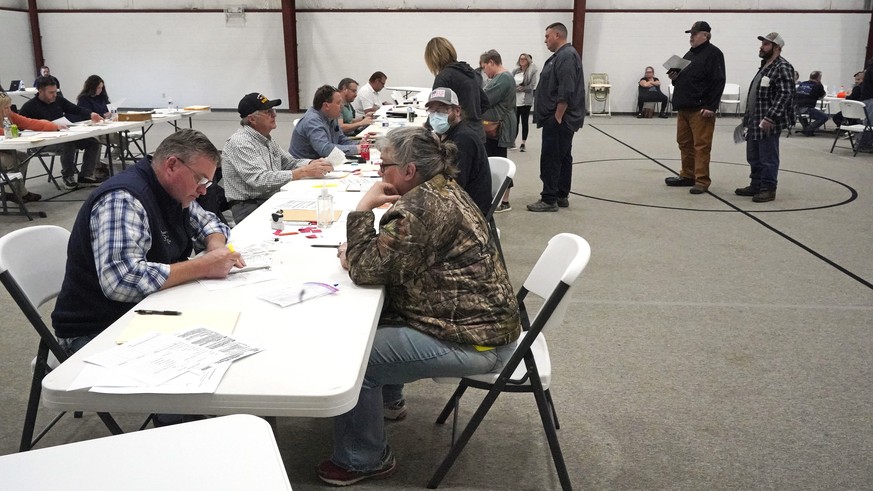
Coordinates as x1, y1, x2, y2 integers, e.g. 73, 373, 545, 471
0, 225, 70, 311
840, 100, 868, 120
722, 83, 740, 101
485, 156, 517, 220
522, 233, 591, 334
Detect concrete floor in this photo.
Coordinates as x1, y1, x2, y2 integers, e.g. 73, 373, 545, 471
1, 111, 871, 490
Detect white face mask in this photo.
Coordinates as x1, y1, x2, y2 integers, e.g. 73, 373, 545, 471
429, 112, 451, 134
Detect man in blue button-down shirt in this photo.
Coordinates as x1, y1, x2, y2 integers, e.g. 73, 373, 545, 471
290, 85, 365, 159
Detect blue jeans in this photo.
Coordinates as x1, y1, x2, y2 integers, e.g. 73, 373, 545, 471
746, 131, 781, 191
331, 325, 514, 471
57, 333, 99, 356
802, 107, 828, 133
538, 117, 575, 203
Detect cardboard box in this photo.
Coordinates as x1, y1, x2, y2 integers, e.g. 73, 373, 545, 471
118, 112, 153, 122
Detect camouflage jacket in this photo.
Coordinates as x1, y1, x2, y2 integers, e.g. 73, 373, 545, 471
345, 174, 520, 346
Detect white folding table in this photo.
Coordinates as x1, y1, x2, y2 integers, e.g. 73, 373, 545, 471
0, 414, 293, 490
42, 179, 384, 419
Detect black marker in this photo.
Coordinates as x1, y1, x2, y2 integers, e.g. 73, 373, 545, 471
310, 244, 341, 248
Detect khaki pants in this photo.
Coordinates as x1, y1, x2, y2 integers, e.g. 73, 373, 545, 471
676, 109, 715, 189
0, 150, 29, 197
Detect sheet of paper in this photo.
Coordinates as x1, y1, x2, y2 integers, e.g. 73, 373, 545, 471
230, 245, 273, 274
115, 309, 240, 344
90, 362, 230, 394
258, 282, 339, 308
107, 97, 126, 111
199, 268, 280, 291
86, 327, 261, 386
663, 55, 691, 72
733, 123, 746, 144
52, 116, 74, 126
325, 146, 347, 169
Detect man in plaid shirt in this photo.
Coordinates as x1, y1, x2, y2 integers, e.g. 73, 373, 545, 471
735, 32, 795, 203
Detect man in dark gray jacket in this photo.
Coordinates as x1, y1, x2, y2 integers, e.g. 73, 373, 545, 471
527, 22, 585, 212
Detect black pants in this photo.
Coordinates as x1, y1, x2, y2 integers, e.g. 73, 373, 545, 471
485, 138, 507, 158
538, 118, 574, 204
637, 91, 669, 116
516, 105, 532, 141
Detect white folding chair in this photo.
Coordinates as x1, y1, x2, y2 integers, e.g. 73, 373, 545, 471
484, 156, 516, 222
0, 225, 124, 451
429, 233, 592, 491
719, 83, 741, 116
0, 168, 35, 220
483, 156, 516, 263
830, 100, 872, 157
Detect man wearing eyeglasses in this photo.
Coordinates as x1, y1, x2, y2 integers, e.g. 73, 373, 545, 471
52, 129, 244, 357
223, 93, 333, 223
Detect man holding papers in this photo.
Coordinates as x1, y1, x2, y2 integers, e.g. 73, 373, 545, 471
19, 76, 104, 189
52, 129, 242, 356
289, 85, 368, 159
222, 92, 332, 223
665, 21, 726, 195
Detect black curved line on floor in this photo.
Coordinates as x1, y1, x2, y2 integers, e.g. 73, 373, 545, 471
587, 124, 873, 291
569, 158, 858, 213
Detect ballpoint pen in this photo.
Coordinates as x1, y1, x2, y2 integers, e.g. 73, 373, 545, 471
135, 310, 182, 316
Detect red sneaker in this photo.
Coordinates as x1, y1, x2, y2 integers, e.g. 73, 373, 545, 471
316, 452, 397, 486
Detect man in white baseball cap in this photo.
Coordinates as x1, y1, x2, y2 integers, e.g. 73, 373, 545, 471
735, 32, 795, 203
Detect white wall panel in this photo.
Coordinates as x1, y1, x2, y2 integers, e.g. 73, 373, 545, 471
584, 12, 868, 113
0, 10, 36, 87
32, 10, 870, 112
24, 1, 870, 10
38, 12, 287, 109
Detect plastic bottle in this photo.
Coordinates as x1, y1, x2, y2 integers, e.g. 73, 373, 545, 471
360, 141, 370, 161
10, 124, 19, 138
407, 106, 415, 123
167, 96, 174, 111
316, 187, 334, 228
837, 85, 847, 98
2, 117, 11, 138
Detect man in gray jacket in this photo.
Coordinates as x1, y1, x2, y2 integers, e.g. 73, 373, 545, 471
527, 22, 585, 212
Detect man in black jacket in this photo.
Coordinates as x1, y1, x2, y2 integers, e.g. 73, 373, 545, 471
425, 87, 491, 215
665, 21, 726, 195
20, 76, 104, 189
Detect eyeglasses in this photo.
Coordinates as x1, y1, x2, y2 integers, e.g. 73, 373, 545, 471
426, 107, 451, 115
176, 156, 213, 188
257, 108, 276, 116
379, 161, 399, 173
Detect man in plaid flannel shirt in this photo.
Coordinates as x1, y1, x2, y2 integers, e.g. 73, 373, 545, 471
735, 32, 795, 203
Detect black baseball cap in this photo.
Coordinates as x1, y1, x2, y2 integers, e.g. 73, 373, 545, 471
238, 92, 281, 118
685, 21, 711, 33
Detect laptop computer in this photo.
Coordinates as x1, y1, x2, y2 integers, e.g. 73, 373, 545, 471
8, 80, 22, 91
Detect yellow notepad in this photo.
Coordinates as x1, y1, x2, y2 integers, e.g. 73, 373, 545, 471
116, 310, 240, 344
